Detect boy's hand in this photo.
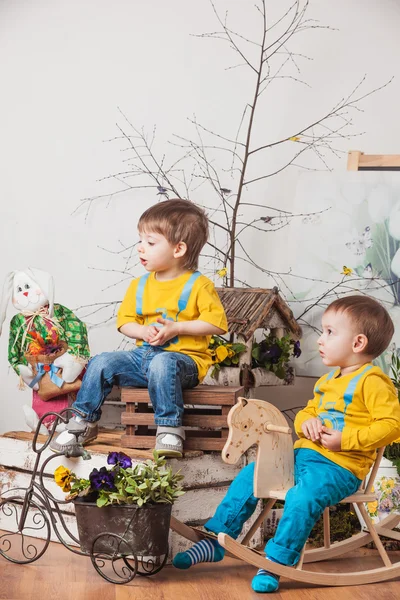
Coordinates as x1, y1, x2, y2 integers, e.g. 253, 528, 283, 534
141, 325, 160, 343
301, 418, 323, 442
320, 426, 342, 451
149, 318, 179, 346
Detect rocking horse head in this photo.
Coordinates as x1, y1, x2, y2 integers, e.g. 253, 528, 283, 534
222, 398, 263, 464
222, 397, 294, 497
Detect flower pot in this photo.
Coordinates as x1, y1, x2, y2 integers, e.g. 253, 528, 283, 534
203, 366, 242, 386
74, 498, 172, 556
248, 367, 294, 387
356, 458, 400, 527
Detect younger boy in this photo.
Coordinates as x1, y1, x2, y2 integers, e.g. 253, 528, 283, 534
173, 295, 400, 592
51, 199, 227, 457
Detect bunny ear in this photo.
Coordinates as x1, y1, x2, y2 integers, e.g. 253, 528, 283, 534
0, 271, 16, 336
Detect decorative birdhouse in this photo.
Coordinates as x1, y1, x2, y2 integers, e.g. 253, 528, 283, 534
203, 287, 302, 391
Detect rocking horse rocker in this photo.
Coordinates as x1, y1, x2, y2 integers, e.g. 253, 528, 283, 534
170, 397, 400, 587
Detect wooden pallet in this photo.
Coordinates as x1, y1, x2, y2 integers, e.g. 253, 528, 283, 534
120, 385, 244, 451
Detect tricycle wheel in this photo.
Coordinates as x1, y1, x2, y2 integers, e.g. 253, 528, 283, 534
90, 532, 138, 584
0, 494, 51, 564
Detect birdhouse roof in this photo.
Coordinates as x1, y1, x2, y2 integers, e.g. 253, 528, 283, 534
216, 287, 302, 341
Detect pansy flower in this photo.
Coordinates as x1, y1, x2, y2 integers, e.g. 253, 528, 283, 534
107, 452, 132, 469
89, 467, 116, 491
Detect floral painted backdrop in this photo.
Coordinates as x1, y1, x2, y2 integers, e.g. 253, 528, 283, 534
284, 172, 400, 377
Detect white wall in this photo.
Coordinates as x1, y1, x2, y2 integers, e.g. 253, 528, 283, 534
0, 0, 400, 433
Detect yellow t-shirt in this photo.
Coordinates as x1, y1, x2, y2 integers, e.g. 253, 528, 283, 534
294, 364, 400, 480
116, 271, 228, 381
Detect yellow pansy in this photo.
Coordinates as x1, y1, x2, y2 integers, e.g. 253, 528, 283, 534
385, 479, 395, 489
54, 466, 73, 492
215, 345, 229, 362
367, 500, 378, 514
216, 267, 228, 278
341, 266, 353, 276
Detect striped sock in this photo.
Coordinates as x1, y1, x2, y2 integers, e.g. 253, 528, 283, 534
173, 538, 225, 569
251, 561, 280, 593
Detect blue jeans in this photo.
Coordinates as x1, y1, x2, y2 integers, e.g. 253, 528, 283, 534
72, 346, 199, 425
205, 448, 361, 566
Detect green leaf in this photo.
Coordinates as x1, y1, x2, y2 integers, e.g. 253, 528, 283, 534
96, 494, 109, 508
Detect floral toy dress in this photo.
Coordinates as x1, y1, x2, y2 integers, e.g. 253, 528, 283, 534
8, 304, 90, 429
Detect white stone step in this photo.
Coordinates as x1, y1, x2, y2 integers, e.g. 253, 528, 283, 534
0, 432, 263, 561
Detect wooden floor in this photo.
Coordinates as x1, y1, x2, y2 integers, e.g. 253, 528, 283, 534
0, 538, 399, 600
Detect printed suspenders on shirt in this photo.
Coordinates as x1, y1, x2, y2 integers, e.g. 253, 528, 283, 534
135, 271, 202, 348
317, 365, 373, 431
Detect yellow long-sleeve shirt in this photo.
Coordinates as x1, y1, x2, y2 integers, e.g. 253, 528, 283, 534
294, 363, 400, 480
116, 271, 228, 382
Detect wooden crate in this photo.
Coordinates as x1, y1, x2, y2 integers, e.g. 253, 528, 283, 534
120, 386, 244, 451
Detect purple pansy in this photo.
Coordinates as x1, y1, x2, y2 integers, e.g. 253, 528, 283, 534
293, 340, 302, 358
89, 467, 116, 491
259, 342, 282, 365
107, 452, 132, 469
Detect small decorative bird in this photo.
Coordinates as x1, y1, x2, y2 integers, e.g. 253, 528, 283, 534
341, 266, 353, 276
260, 216, 273, 224
156, 186, 169, 198
216, 267, 228, 278
289, 136, 301, 142
220, 188, 232, 195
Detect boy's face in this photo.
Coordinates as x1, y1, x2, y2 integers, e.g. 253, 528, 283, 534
137, 229, 183, 273
318, 309, 365, 369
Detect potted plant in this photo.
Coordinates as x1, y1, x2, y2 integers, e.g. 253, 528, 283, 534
362, 352, 400, 528
203, 332, 301, 387
250, 332, 301, 386
207, 335, 247, 380
54, 450, 184, 556
385, 352, 400, 476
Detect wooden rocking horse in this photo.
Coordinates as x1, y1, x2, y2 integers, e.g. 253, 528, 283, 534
170, 397, 400, 587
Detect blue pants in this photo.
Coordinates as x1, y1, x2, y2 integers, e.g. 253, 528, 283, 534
205, 448, 361, 566
72, 346, 199, 425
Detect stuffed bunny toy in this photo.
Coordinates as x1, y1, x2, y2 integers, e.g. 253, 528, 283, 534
0, 268, 90, 432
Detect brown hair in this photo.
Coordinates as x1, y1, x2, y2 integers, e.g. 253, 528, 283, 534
325, 295, 394, 359
138, 199, 209, 271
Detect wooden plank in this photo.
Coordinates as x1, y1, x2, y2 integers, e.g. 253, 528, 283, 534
358, 153, 400, 169
121, 412, 228, 428
0, 430, 201, 460
221, 406, 230, 439
347, 150, 362, 170
347, 150, 400, 171
121, 386, 243, 405
0, 433, 245, 485
121, 434, 226, 451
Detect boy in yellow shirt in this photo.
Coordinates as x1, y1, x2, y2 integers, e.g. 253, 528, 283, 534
173, 295, 400, 592
51, 199, 227, 457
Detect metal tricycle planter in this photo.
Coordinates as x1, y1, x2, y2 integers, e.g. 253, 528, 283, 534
0, 408, 172, 584
74, 498, 171, 578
